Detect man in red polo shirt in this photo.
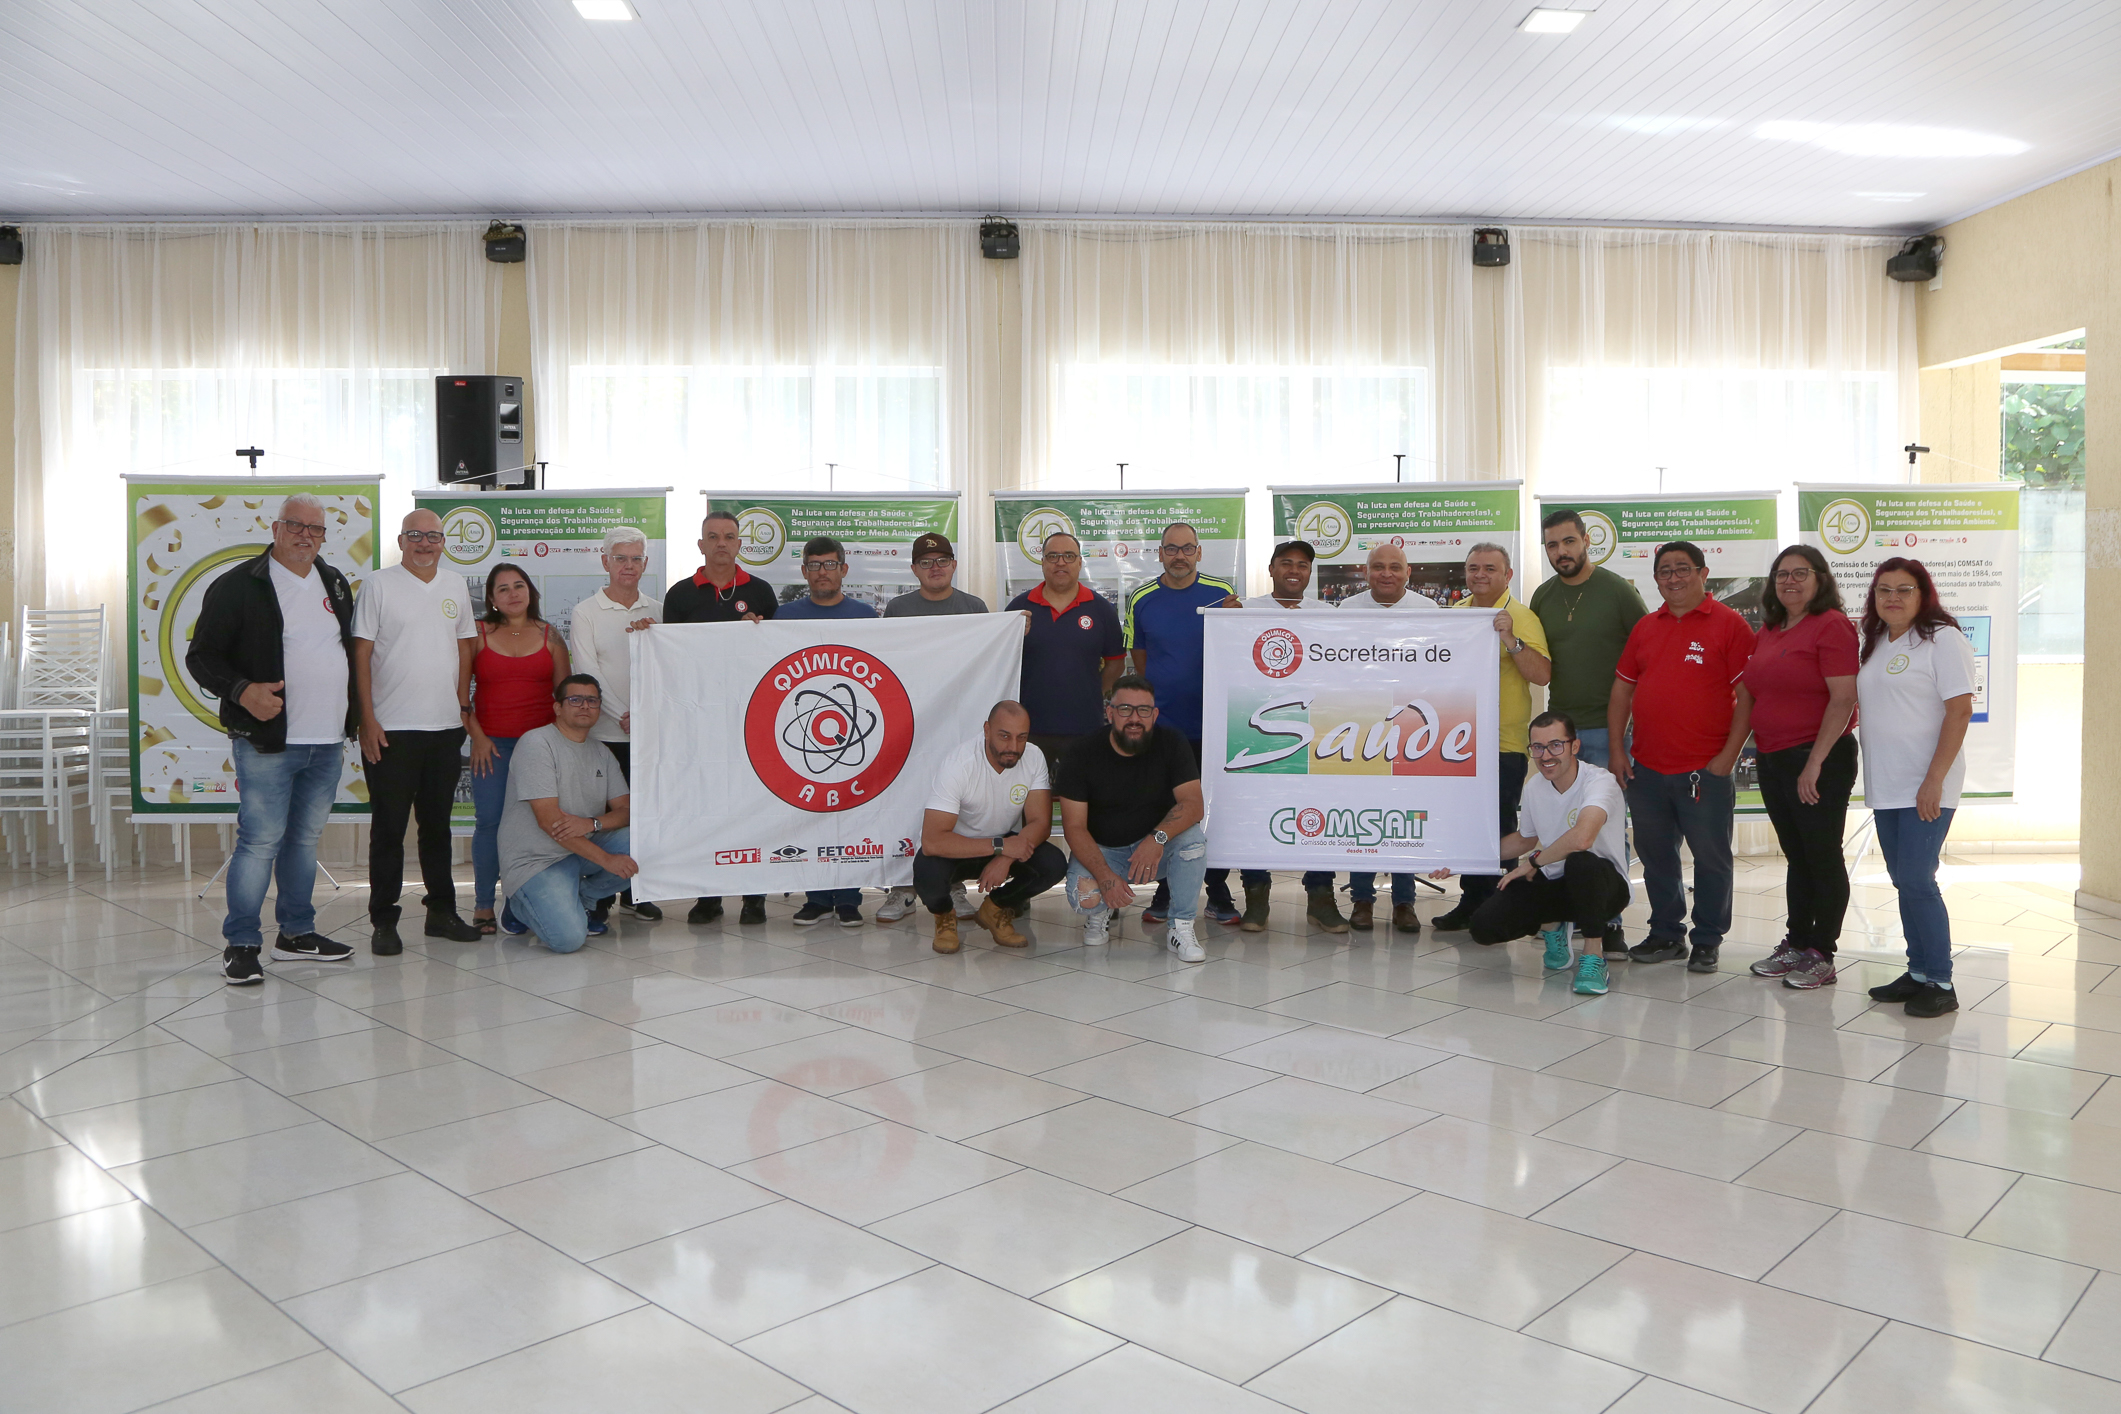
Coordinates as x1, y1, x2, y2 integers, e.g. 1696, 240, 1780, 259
1607, 540, 1754, 973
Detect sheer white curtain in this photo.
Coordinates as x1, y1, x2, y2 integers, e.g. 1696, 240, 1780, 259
13, 222, 499, 610
1515, 228, 1917, 499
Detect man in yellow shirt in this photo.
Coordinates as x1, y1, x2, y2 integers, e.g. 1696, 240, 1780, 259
1433, 541, 1553, 932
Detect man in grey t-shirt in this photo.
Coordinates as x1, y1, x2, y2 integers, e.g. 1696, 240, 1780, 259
883, 532, 988, 618
497, 674, 636, 954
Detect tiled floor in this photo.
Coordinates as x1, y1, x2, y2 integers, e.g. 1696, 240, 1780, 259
4, 853, 2121, 1412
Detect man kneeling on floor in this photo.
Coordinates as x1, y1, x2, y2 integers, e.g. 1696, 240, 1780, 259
1055, 674, 1210, 962
916, 700, 1068, 954
497, 673, 637, 954
1434, 711, 1632, 997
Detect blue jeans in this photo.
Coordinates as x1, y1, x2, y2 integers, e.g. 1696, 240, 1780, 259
1350, 872, 1416, 904
806, 889, 863, 911
470, 734, 519, 911
223, 740, 343, 950
1877, 807, 1956, 983
504, 828, 632, 954
1068, 825, 1208, 922
1576, 728, 1611, 768
1625, 762, 1734, 948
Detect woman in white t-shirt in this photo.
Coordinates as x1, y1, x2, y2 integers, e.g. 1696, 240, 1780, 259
1855, 558, 1976, 1019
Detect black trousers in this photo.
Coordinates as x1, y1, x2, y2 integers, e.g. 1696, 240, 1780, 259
914, 842, 1068, 913
1469, 851, 1631, 945
1756, 735, 1858, 955
1456, 751, 1530, 911
367, 727, 466, 923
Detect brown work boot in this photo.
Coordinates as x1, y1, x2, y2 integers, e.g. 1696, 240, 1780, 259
931, 912, 962, 954
976, 898, 1028, 947
1349, 899, 1374, 931
1392, 903, 1421, 934
1305, 888, 1349, 934
1240, 883, 1271, 933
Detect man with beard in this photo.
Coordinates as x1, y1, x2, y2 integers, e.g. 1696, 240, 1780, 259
913, 701, 1067, 954
1055, 675, 1210, 962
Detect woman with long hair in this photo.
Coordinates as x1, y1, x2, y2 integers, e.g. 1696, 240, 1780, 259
1745, 544, 1860, 990
1856, 557, 1976, 1017
467, 565, 570, 933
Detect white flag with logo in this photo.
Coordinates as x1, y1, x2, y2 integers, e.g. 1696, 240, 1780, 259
630, 616, 1023, 899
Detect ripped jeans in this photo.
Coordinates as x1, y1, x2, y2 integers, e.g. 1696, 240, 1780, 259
1065, 824, 1208, 923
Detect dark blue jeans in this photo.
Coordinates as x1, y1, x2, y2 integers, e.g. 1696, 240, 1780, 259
1877, 806, 1956, 983
224, 739, 342, 951
469, 734, 518, 912
1624, 761, 1734, 949
806, 889, 863, 911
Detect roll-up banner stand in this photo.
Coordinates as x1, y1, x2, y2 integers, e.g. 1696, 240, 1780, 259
701, 491, 964, 613
126, 474, 382, 815
993, 490, 1248, 608
1268, 481, 1521, 607
413, 486, 672, 827
1798, 483, 2018, 801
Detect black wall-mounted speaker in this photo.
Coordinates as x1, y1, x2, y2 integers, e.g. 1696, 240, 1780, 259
435, 375, 526, 484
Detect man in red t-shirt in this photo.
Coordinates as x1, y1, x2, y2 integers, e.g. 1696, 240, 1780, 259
1607, 541, 1755, 973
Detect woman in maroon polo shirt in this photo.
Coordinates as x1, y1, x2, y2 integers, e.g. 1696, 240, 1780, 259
1744, 544, 1860, 990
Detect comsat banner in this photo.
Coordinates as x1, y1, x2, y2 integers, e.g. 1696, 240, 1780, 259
706, 491, 963, 614
1201, 610, 1500, 873
1534, 492, 1780, 623
1270, 482, 1520, 607
1800, 482, 2018, 800
993, 491, 1246, 606
126, 475, 380, 814
629, 615, 1022, 898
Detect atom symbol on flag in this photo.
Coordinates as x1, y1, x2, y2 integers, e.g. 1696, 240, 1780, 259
780, 683, 879, 772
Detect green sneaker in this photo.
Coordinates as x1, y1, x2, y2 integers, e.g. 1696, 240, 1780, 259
1542, 927, 1572, 972
1573, 954, 1609, 995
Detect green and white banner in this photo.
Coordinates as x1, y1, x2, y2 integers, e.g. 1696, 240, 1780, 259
1800, 483, 2019, 799
1269, 482, 1520, 606
704, 492, 963, 613
993, 491, 1247, 606
126, 474, 381, 814
1533, 492, 1782, 626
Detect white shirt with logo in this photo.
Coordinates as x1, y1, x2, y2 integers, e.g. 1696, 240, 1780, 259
351, 562, 477, 731
568, 587, 663, 744
1338, 588, 1442, 611
925, 735, 1050, 839
268, 555, 349, 745
1518, 762, 1631, 900
1857, 625, 1977, 810
1244, 594, 1326, 609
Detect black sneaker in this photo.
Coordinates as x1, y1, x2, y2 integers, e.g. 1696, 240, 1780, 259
424, 911, 482, 942
1629, 937, 1688, 965
792, 902, 833, 926
1869, 972, 1924, 1003
836, 905, 864, 928
1686, 945, 1720, 974
625, 896, 664, 922
1602, 925, 1630, 960
1905, 981, 1960, 1018
222, 947, 265, 986
371, 922, 404, 956
586, 912, 609, 936
739, 897, 767, 925
1430, 903, 1478, 932
688, 897, 725, 925
272, 932, 354, 962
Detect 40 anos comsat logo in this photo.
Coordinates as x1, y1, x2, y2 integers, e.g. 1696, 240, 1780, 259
1015, 507, 1076, 562
744, 645, 914, 812
1271, 806, 1428, 848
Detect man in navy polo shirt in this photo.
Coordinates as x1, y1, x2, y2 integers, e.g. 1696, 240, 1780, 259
780, 535, 880, 928
1125, 522, 1244, 926
1005, 532, 1126, 769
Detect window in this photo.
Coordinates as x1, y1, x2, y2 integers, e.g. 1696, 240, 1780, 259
2001, 368, 2085, 658
80, 366, 440, 481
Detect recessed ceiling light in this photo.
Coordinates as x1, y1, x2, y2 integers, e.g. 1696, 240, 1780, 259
1855, 192, 1925, 202
1757, 121, 2026, 158
1521, 8, 1588, 33
573, 0, 634, 20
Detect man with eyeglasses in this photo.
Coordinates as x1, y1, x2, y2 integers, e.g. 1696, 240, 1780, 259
189, 493, 361, 984
495, 674, 638, 955
1125, 522, 1244, 927
884, 532, 987, 617
569, 524, 663, 923
1608, 540, 1755, 972
781, 535, 879, 926
663, 509, 775, 926
353, 507, 482, 954
1005, 531, 1126, 770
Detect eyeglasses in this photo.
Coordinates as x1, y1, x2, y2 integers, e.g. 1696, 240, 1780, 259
1773, 568, 1815, 583
1109, 703, 1157, 718
1043, 551, 1080, 563
801, 561, 845, 573
276, 520, 326, 540
1653, 565, 1701, 580
402, 530, 446, 545
913, 557, 953, 570
1528, 739, 1576, 756
561, 694, 602, 707
1874, 583, 1921, 597
1160, 543, 1201, 556
608, 554, 646, 567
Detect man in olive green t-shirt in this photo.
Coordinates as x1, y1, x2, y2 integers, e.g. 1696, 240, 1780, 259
1528, 510, 1647, 769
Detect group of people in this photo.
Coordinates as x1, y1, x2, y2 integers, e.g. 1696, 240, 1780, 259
192, 496, 1977, 1017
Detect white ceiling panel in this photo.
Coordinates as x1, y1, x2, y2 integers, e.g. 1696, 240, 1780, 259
3, 0, 2118, 229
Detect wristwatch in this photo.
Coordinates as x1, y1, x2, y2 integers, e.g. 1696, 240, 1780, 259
1153, 829, 1170, 845
1508, 637, 1525, 654
991, 836, 1006, 853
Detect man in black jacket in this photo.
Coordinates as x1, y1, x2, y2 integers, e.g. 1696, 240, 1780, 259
186, 493, 360, 985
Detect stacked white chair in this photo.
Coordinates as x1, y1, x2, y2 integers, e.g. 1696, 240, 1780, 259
91, 708, 137, 877
0, 606, 103, 879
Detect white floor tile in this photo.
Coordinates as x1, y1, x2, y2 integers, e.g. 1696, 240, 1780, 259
42, 1076, 315, 1167
470, 1144, 775, 1261
133, 1350, 401, 1414
809, 982, 1021, 1039
1178, 1074, 1434, 1161
1696, 1015, 1918, 1080
17, 1040, 245, 1116
1535, 1159, 1835, 1278
1038, 1040, 1277, 1115
1918, 1101, 2121, 1192
985, 970, 1178, 1023
868, 1167, 1186, 1296
1396, 1008, 1607, 1069
108, 1120, 404, 1227
1118, 1140, 1414, 1254
967, 1096, 1242, 1191
618, 1077, 878, 1166
1737, 1128, 2021, 1234
1341, 1113, 1618, 1216
1808, 1320, 2121, 1414
1370, 1052, 1612, 1132
925, 1010, 1143, 1073
1716, 1067, 1964, 1147
723, 1024, 957, 1095
1552, 1035, 1775, 1106
729, 1119, 1017, 1224
1217, 1024, 1449, 1092
2045, 1270, 2121, 1383
375, 1097, 653, 1193
538, 972, 746, 1023
835, 1056, 1085, 1140
988, 1342, 1291, 1413
1874, 1044, 2111, 1118
223, 1027, 463, 1093
1540, 1091, 1803, 1181
1970, 1172, 2121, 1271
0, 1201, 218, 1326
1099, 994, 1314, 1055
631, 1000, 851, 1058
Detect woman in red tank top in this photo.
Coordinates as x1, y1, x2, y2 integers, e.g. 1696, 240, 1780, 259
468, 565, 571, 931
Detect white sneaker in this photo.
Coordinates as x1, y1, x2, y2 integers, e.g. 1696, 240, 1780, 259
1082, 907, 1112, 947
875, 888, 916, 923
1166, 918, 1206, 963
950, 881, 977, 919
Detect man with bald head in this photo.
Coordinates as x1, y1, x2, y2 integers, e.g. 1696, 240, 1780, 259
913, 700, 1067, 953
189, 493, 362, 983
353, 507, 482, 953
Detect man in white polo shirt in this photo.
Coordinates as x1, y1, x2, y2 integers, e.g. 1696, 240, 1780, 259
354, 507, 480, 954
1336, 540, 1437, 933
914, 701, 1067, 954
568, 523, 663, 923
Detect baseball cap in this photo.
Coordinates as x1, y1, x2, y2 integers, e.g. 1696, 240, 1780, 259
911, 532, 955, 560
1270, 539, 1317, 562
